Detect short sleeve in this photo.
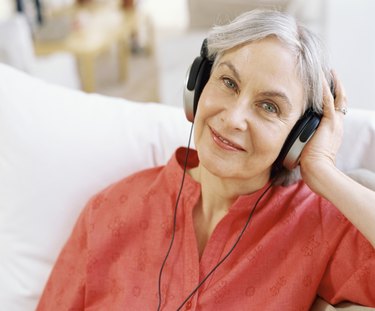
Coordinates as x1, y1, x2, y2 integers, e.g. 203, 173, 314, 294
317, 220, 375, 306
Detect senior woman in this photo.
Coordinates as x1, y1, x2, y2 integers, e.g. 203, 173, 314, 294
37, 9, 375, 311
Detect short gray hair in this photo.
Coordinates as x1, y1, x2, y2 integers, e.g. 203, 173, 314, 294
206, 9, 331, 114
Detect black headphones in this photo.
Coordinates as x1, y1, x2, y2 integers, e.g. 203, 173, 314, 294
183, 39, 327, 172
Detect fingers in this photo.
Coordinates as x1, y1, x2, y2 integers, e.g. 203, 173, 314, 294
331, 70, 348, 116
321, 70, 335, 118
331, 70, 348, 108
322, 70, 348, 119
319, 70, 345, 152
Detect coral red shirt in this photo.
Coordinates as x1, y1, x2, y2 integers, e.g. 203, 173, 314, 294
37, 148, 375, 310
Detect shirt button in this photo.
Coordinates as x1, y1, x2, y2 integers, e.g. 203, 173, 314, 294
185, 300, 192, 310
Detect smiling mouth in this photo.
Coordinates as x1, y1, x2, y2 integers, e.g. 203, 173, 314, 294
209, 127, 246, 152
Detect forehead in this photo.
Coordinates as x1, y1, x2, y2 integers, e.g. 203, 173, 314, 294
216, 37, 299, 77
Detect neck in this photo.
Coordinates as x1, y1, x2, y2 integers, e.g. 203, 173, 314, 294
188, 164, 270, 258
189, 164, 269, 214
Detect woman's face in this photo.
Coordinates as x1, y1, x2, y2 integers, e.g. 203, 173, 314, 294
194, 36, 305, 183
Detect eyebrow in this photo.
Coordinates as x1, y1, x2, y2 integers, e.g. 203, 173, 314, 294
258, 91, 292, 108
217, 61, 242, 84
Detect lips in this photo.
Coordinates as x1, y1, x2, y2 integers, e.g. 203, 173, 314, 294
209, 126, 246, 152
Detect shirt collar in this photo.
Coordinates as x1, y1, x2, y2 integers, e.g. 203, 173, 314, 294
165, 147, 274, 212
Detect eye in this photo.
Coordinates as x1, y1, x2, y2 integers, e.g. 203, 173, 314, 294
260, 102, 278, 114
222, 77, 238, 91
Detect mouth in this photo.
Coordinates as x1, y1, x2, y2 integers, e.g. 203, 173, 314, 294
209, 126, 246, 152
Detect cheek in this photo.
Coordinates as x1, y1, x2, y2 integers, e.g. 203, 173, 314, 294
250, 121, 291, 161
195, 79, 231, 117
193, 118, 211, 157
193, 86, 219, 141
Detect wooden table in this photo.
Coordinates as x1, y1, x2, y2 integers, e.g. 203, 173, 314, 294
33, 3, 137, 92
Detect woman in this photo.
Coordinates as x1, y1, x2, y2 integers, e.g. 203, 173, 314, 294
37, 9, 375, 310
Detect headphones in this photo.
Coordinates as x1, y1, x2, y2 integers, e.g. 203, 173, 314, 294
183, 39, 327, 172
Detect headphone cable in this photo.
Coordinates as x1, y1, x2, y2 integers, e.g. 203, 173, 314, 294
156, 121, 194, 311
175, 181, 273, 310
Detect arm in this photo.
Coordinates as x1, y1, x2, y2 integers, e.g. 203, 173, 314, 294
300, 71, 375, 248
305, 162, 375, 248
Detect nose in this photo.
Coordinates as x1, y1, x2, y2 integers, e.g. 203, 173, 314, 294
221, 97, 250, 131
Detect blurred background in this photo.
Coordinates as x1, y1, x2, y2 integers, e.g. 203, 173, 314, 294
0, 0, 374, 110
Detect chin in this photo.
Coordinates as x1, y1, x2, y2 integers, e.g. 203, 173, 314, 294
198, 148, 272, 182
198, 149, 246, 179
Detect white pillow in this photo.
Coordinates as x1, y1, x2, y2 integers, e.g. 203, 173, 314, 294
337, 108, 375, 172
0, 64, 192, 311
346, 169, 375, 191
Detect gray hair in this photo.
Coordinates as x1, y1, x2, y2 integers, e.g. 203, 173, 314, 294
206, 9, 331, 114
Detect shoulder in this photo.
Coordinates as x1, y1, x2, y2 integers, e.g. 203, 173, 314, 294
88, 165, 167, 212
107, 165, 165, 198
85, 149, 190, 214
272, 180, 350, 231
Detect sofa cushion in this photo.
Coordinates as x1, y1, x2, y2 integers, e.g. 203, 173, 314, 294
336, 108, 375, 172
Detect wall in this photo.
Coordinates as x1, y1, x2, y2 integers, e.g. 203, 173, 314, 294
138, 0, 189, 36
326, 0, 375, 110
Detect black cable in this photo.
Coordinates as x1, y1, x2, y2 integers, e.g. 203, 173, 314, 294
175, 181, 273, 310
156, 122, 195, 311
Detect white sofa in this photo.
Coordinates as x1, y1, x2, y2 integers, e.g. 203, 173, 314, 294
0, 64, 374, 310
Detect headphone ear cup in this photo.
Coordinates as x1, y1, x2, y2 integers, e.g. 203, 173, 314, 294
183, 57, 212, 122
274, 109, 322, 171
183, 39, 213, 122
192, 58, 212, 112
184, 56, 203, 122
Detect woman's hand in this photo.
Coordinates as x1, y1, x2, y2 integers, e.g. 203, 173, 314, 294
299, 70, 347, 194
299, 71, 375, 248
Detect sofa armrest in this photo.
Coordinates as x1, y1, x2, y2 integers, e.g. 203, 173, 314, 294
311, 297, 337, 311
311, 297, 375, 311
336, 302, 375, 310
